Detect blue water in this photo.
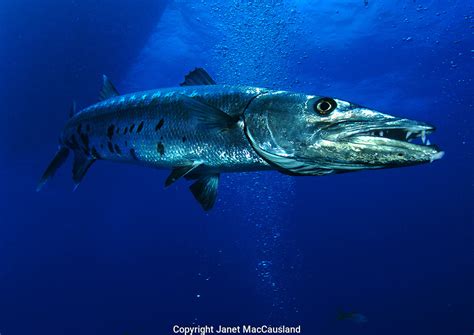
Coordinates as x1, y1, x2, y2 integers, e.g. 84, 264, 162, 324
1, 1, 473, 334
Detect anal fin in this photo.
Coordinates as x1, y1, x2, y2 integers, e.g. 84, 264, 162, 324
189, 174, 220, 211
165, 161, 203, 187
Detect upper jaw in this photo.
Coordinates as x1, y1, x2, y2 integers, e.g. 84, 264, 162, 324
340, 118, 434, 142
340, 119, 438, 147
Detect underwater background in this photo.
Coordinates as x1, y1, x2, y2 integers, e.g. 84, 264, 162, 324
1, 0, 473, 334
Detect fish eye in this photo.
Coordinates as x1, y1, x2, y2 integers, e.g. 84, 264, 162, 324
314, 97, 337, 115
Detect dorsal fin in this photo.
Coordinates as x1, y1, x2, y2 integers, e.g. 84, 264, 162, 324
180, 68, 216, 86
99, 75, 119, 101
69, 101, 77, 118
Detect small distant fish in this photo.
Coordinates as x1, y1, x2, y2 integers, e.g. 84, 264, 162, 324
337, 309, 368, 324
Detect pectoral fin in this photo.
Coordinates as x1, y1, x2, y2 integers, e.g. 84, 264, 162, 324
180, 95, 238, 131
189, 174, 220, 211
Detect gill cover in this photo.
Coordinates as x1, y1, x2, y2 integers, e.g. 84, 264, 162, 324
244, 91, 332, 175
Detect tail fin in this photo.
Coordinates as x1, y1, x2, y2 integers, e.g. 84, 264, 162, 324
37, 147, 70, 191
37, 148, 95, 191
72, 151, 95, 189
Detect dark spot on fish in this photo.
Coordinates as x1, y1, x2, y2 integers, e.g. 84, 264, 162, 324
123, 127, 128, 135
107, 125, 115, 140
77, 124, 82, 134
182, 136, 187, 142
86, 124, 91, 132
160, 136, 163, 140
155, 118, 164, 131
137, 121, 144, 133
130, 148, 138, 160
114, 144, 122, 155
107, 141, 114, 153
91, 147, 102, 159
116, 127, 120, 134
157, 142, 165, 156
129, 124, 135, 133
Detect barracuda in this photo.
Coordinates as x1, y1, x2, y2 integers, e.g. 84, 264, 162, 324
38, 68, 444, 210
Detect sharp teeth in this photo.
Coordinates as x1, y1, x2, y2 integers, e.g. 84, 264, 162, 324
379, 131, 384, 137
421, 130, 426, 144
430, 151, 445, 163
426, 139, 431, 145
406, 131, 412, 139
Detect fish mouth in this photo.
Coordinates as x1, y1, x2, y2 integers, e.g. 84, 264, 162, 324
334, 119, 445, 165
354, 124, 434, 143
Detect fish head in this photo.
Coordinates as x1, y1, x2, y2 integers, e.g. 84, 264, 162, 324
244, 91, 444, 175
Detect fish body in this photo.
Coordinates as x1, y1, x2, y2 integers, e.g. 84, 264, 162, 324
63, 85, 270, 174
38, 68, 444, 210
